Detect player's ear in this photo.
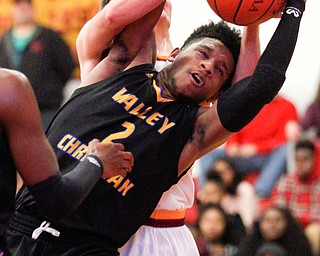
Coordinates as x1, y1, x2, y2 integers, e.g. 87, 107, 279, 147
167, 47, 180, 62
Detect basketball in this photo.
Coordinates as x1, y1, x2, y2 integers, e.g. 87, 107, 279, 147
207, 0, 287, 26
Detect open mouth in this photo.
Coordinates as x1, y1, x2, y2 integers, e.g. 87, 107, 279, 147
191, 73, 204, 87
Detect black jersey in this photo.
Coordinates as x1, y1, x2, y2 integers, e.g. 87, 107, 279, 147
0, 130, 16, 237
15, 64, 199, 248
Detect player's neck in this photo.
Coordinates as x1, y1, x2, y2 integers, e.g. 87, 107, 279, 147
156, 70, 174, 100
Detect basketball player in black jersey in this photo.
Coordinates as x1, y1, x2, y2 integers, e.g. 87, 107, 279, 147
7, 0, 307, 255
0, 68, 133, 255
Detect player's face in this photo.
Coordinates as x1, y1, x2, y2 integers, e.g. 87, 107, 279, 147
165, 38, 234, 104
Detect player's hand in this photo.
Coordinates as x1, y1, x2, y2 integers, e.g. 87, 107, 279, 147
273, 0, 306, 19
87, 139, 134, 178
272, 0, 286, 18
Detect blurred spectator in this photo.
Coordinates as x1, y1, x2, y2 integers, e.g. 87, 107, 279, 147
300, 79, 320, 140
270, 139, 320, 256
255, 243, 287, 256
0, 0, 75, 130
236, 206, 313, 256
210, 157, 260, 232
194, 204, 240, 256
198, 95, 299, 197
197, 172, 225, 206
197, 172, 246, 246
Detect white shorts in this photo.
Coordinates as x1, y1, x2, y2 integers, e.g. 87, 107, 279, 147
120, 170, 198, 255
119, 224, 199, 256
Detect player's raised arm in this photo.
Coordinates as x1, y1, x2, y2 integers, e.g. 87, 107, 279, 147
180, 0, 305, 174
232, 25, 260, 85
76, 0, 165, 82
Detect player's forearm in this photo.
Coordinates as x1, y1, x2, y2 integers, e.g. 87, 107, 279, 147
217, 0, 305, 132
77, 0, 165, 65
100, 2, 163, 76
232, 25, 260, 85
27, 155, 103, 220
258, 0, 305, 72
102, 0, 166, 27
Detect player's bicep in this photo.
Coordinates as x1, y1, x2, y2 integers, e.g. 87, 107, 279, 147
77, 0, 165, 75
9, 128, 58, 186
191, 105, 233, 157
108, 2, 164, 68
179, 104, 233, 175
81, 3, 164, 85
4, 85, 59, 185
76, 13, 119, 68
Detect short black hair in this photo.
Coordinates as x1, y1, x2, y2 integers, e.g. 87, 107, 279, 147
295, 139, 315, 153
181, 20, 241, 92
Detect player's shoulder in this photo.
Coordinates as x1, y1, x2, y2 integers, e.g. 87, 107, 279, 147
0, 68, 30, 90
0, 69, 33, 109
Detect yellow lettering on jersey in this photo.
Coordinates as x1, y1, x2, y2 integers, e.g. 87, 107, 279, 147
57, 134, 88, 161
107, 175, 123, 188
120, 94, 138, 111
106, 175, 134, 196
113, 87, 176, 134
117, 179, 134, 196
65, 138, 81, 154
146, 112, 164, 126
137, 107, 152, 120
102, 121, 135, 143
57, 134, 73, 150
112, 88, 128, 101
129, 103, 146, 116
158, 117, 176, 134
72, 144, 88, 161
112, 88, 140, 111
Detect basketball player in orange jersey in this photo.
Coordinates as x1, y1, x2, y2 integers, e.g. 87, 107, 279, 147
7, 0, 306, 255
119, 1, 261, 255
0, 68, 133, 255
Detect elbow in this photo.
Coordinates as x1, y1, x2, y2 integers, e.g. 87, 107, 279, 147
102, 7, 128, 34
103, 10, 117, 27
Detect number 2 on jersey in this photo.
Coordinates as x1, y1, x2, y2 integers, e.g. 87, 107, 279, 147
102, 121, 135, 143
